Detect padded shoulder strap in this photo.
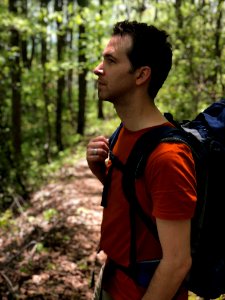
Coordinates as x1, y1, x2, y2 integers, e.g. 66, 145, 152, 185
123, 125, 206, 233
125, 126, 190, 178
122, 126, 188, 236
109, 122, 123, 150
121, 125, 193, 270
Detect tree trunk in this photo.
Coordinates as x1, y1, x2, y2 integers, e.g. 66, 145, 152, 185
21, 0, 34, 69
67, 0, 76, 128
55, 0, 65, 151
8, 0, 28, 198
154, 0, 159, 21
97, 0, 104, 119
41, 0, 51, 162
9, 0, 22, 159
77, 23, 87, 135
211, 0, 223, 99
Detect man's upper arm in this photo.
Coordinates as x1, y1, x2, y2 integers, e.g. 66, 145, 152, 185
156, 218, 192, 263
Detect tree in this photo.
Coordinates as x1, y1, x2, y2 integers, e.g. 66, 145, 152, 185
55, 0, 66, 151
77, 1, 88, 135
97, 0, 104, 119
21, 0, 34, 69
41, 0, 52, 162
9, 0, 22, 159
0, 0, 224, 204
66, 0, 76, 128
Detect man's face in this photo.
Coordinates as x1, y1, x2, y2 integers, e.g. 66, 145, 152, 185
93, 34, 136, 103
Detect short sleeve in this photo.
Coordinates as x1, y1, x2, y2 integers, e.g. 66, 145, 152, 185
145, 142, 197, 220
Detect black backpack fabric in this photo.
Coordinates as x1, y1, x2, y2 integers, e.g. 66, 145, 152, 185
105, 97, 225, 299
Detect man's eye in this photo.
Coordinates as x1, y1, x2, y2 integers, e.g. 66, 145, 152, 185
107, 58, 115, 64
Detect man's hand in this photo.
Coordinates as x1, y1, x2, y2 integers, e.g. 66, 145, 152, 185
86, 136, 109, 183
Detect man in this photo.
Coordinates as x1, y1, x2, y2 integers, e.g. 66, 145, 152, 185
86, 20, 196, 300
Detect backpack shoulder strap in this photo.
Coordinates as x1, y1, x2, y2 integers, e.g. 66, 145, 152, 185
123, 124, 206, 223
101, 123, 123, 208
124, 125, 190, 178
109, 122, 123, 150
121, 125, 194, 271
122, 126, 184, 215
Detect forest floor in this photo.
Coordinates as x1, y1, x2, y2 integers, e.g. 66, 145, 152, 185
0, 158, 105, 299
0, 158, 213, 300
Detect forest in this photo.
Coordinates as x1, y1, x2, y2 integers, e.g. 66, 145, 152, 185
0, 0, 224, 209
0, 0, 225, 299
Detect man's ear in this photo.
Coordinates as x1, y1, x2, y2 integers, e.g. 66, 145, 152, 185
136, 66, 151, 85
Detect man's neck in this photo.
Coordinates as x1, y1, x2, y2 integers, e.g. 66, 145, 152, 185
114, 96, 167, 132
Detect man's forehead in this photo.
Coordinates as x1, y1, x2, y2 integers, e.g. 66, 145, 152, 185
103, 34, 132, 56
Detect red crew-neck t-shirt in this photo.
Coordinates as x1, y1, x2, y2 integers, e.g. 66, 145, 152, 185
100, 124, 197, 300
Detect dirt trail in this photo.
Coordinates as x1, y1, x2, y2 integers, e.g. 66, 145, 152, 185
0, 159, 207, 300
0, 159, 104, 299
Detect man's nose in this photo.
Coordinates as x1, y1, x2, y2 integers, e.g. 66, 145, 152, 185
93, 62, 104, 75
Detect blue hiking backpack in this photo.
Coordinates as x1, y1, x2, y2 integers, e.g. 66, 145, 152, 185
103, 97, 225, 299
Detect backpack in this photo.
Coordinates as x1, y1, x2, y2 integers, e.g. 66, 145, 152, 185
104, 97, 225, 299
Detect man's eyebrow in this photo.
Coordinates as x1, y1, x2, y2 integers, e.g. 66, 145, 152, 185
103, 53, 117, 60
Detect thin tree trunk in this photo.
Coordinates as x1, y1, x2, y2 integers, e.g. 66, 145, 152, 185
21, 0, 34, 69
77, 23, 87, 135
211, 0, 223, 99
154, 0, 159, 21
55, 0, 65, 151
56, 75, 65, 150
8, 0, 28, 198
97, 0, 104, 119
9, 0, 22, 159
67, 0, 76, 128
41, 0, 51, 162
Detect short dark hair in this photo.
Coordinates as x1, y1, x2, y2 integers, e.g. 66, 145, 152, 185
113, 20, 172, 99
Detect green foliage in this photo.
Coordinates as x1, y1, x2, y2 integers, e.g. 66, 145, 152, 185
0, 210, 14, 230
46, 262, 57, 270
43, 208, 58, 222
77, 259, 89, 271
0, 0, 224, 209
36, 242, 48, 253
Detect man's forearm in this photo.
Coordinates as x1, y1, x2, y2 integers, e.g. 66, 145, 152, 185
142, 258, 191, 300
